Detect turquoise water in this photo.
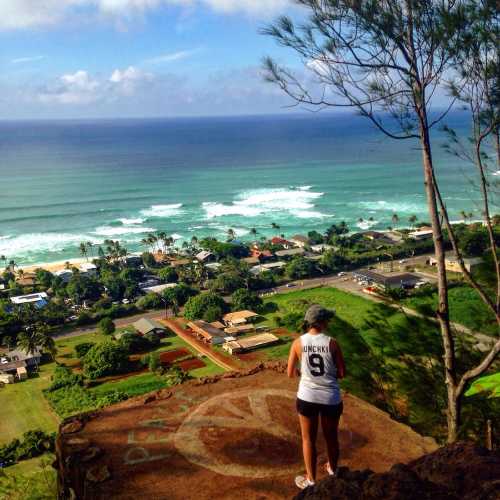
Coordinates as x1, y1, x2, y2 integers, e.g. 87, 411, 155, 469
0, 112, 487, 265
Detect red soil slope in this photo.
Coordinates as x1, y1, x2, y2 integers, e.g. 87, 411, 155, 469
56, 363, 437, 500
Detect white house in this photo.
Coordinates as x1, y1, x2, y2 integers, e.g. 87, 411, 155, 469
79, 262, 97, 277
54, 269, 73, 283
10, 292, 48, 308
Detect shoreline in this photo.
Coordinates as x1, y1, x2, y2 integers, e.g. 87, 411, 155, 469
4, 219, 478, 274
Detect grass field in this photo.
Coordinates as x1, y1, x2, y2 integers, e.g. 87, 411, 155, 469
0, 364, 59, 445
0, 454, 56, 500
402, 285, 498, 336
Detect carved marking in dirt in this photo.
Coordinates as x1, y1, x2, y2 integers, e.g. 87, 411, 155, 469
174, 389, 301, 478
124, 391, 207, 465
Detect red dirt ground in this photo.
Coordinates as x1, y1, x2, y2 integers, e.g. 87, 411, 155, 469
177, 358, 206, 371
159, 348, 190, 364
57, 364, 437, 500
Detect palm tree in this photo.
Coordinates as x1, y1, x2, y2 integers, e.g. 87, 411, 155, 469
358, 217, 364, 223
79, 242, 88, 261
368, 217, 374, 222
8, 259, 17, 273
391, 213, 399, 227
0, 255, 6, 269
271, 222, 280, 231
408, 215, 418, 229
250, 228, 258, 238
191, 236, 198, 247
85, 241, 94, 259
227, 228, 236, 241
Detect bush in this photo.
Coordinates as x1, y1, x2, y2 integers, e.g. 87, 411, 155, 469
136, 293, 162, 310
231, 289, 263, 313
164, 366, 190, 386
76, 311, 93, 325
142, 352, 160, 373
48, 366, 84, 391
119, 333, 151, 353
158, 267, 178, 283
0, 430, 55, 468
183, 292, 228, 321
202, 305, 223, 323
285, 256, 316, 279
83, 341, 130, 379
98, 317, 115, 335
144, 331, 161, 347
45, 384, 127, 419
162, 283, 198, 306
74, 342, 96, 358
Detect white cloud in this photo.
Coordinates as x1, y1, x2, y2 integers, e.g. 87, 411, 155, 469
11, 55, 45, 64
144, 48, 200, 65
109, 65, 153, 94
0, 0, 291, 30
38, 70, 100, 104
37, 66, 153, 104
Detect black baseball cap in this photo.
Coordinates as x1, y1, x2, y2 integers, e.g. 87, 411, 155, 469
304, 304, 335, 325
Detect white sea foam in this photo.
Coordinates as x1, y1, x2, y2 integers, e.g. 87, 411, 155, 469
171, 233, 183, 240
297, 185, 312, 191
93, 226, 155, 237
118, 217, 146, 225
293, 210, 330, 219
356, 220, 379, 230
202, 187, 326, 220
492, 170, 500, 176
0, 233, 101, 257
357, 200, 426, 214
140, 203, 183, 217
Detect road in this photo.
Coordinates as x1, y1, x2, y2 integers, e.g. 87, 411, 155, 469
51, 310, 166, 340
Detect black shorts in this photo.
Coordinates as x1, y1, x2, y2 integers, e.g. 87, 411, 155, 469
296, 398, 343, 419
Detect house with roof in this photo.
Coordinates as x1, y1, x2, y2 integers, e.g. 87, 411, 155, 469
271, 237, 293, 249
409, 229, 433, 240
141, 283, 177, 295
222, 333, 279, 355
187, 320, 226, 345
7, 347, 42, 368
10, 292, 49, 309
196, 251, 216, 263
290, 235, 310, 248
250, 261, 286, 275
275, 248, 306, 259
79, 262, 97, 277
223, 310, 259, 327
353, 270, 421, 290
429, 254, 482, 274
133, 318, 167, 337
310, 244, 335, 254
16, 273, 37, 287
54, 269, 73, 283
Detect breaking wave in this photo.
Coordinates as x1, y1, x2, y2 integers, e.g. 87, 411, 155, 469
140, 203, 183, 218
117, 217, 146, 225
93, 225, 155, 237
202, 187, 326, 220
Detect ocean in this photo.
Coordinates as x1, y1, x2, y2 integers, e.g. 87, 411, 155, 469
0, 112, 487, 266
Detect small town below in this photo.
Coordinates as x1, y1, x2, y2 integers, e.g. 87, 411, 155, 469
0, 217, 499, 497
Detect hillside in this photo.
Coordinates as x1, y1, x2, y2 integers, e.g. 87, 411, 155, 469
55, 363, 438, 499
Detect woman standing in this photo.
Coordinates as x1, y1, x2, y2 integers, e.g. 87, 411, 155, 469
287, 304, 346, 490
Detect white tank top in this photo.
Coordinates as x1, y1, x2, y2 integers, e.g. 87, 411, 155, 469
297, 333, 341, 405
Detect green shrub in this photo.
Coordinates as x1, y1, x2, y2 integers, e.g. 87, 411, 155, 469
83, 341, 130, 379
119, 333, 151, 353
76, 311, 93, 325
231, 289, 263, 313
48, 366, 84, 391
0, 430, 55, 468
45, 384, 127, 419
164, 366, 190, 386
144, 331, 161, 347
136, 293, 162, 310
74, 342, 95, 358
183, 292, 227, 320
202, 305, 223, 323
98, 317, 115, 335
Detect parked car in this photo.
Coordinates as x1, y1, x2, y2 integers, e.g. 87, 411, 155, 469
338, 272, 347, 277
286, 283, 297, 288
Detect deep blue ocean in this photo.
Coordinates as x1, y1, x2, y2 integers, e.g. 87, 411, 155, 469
0, 111, 491, 265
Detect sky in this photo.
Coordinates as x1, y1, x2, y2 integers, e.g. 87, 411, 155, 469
0, 0, 312, 119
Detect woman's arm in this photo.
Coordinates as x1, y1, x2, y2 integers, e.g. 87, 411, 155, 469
331, 339, 346, 379
287, 339, 300, 378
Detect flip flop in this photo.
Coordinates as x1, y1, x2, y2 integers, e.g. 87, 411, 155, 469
295, 475, 315, 490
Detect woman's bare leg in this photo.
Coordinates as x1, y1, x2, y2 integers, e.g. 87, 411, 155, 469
298, 413, 319, 482
321, 414, 340, 473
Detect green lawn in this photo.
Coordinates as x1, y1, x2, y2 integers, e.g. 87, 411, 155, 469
403, 285, 498, 336
0, 455, 56, 500
0, 364, 59, 445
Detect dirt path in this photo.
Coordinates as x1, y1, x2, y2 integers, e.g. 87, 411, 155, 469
162, 319, 239, 372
